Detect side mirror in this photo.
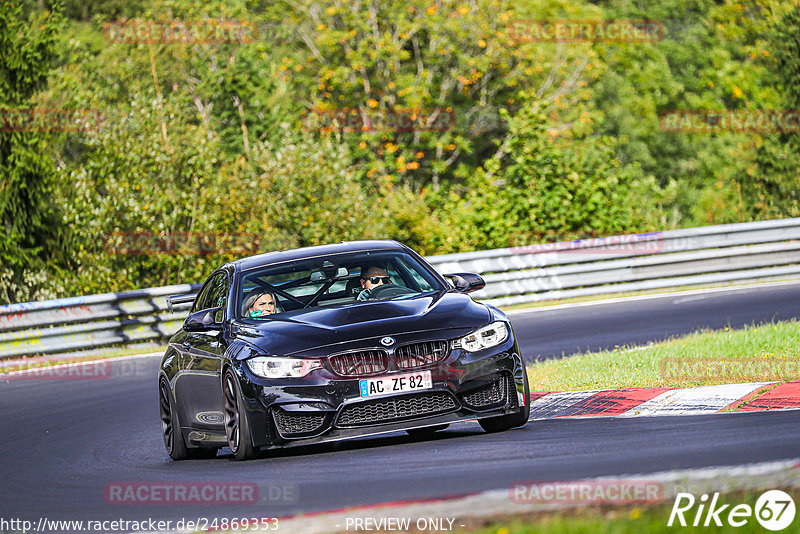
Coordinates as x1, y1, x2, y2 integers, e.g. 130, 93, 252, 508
444, 273, 485, 293
184, 306, 223, 332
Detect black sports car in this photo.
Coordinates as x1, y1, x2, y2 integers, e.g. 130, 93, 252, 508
158, 240, 529, 460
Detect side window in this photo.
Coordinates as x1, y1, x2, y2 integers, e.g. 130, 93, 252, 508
192, 278, 214, 312
193, 272, 229, 316
206, 274, 229, 322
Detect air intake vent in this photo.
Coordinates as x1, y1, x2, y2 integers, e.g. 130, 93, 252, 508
461, 375, 510, 409
329, 350, 388, 377
272, 408, 327, 437
337, 392, 458, 427
395, 340, 450, 369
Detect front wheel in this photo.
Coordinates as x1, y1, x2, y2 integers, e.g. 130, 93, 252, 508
479, 371, 530, 433
223, 369, 257, 461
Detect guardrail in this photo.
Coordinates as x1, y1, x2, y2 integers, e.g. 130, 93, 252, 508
428, 217, 800, 307
2, 218, 799, 359
0, 285, 201, 360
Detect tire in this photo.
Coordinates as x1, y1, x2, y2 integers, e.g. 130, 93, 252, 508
160, 378, 220, 460
159, 378, 190, 460
478, 371, 530, 433
223, 369, 257, 461
405, 424, 449, 437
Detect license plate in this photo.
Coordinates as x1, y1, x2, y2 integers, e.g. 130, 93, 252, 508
359, 371, 433, 398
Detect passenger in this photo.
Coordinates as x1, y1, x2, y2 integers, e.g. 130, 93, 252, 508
357, 265, 392, 301
244, 291, 277, 318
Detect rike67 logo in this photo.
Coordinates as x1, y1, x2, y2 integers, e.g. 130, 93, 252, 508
668, 490, 796, 531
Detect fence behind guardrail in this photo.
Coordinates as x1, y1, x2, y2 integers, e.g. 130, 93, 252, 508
1, 218, 799, 359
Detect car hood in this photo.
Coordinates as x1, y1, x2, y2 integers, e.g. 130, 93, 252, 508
234, 291, 491, 357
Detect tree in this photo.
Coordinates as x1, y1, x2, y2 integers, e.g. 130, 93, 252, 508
436, 99, 650, 252
60, 93, 236, 294
590, 0, 782, 226
0, 1, 64, 303
734, 3, 800, 219
278, 0, 603, 189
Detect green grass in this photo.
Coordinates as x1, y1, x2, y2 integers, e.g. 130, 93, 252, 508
464, 489, 800, 534
526, 320, 800, 392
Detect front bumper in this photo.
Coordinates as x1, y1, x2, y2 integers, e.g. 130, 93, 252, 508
234, 334, 527, 449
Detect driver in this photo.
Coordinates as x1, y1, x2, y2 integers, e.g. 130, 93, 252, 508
243, 290, 277, 318
357, 265, 391, 301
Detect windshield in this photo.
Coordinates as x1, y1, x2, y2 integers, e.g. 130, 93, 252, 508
237, 250, 444, 320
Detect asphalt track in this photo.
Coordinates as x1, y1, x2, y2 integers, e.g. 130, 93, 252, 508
2, 282, 800, 528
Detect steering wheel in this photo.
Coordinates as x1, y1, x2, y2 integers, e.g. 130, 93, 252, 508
364, 283, 416, 299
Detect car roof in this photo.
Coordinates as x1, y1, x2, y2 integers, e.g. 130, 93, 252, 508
233, 240, 408, 271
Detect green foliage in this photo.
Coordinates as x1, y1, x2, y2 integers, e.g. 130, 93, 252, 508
59, 93, 232, 294
733, 3, 800, 219
436, 101, 649, 251
1, 0, 797, 301
231, 132, 382, 250
278, 0, 603, 187
589, 0, 787, 225
229, 131, 445, 255
771, 4, 800, 110
60, 109, 444, 294
0, 1, 65, 303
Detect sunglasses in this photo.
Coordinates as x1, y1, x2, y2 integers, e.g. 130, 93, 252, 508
365, 276, 391, 284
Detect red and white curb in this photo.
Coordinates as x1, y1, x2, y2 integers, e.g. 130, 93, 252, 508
528, 381, 800, 419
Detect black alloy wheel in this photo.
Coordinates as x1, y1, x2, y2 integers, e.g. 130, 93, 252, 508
223, 369, 257, 460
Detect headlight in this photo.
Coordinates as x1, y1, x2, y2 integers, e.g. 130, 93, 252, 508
246, 356, 321, 378
457, 321, 509, 352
